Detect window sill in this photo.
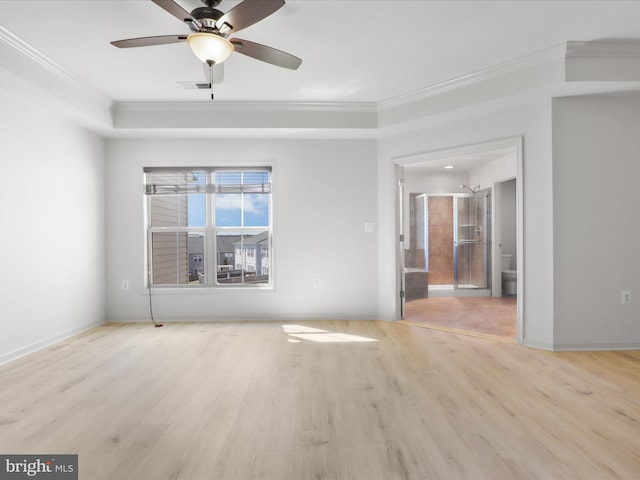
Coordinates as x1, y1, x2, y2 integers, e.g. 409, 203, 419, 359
140, 285, 274, 295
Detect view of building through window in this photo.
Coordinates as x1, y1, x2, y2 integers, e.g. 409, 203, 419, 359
144, 168, 271, 287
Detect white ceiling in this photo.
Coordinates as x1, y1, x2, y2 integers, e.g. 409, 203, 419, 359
1, 0, 640, 104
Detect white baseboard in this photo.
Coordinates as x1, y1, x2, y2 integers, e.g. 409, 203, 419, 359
0, 320, 105, 366
551, 341, 640, 351
524, 336, 640, 351
522, 337, 555, 351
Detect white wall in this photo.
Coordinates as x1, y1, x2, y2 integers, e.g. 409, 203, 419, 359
0, 84, 105, 364
404, 170, 470, 195
378, 100, 554, 349
470, 152, 517, 190
552, 95, 640, 349
105, 137, 379, 322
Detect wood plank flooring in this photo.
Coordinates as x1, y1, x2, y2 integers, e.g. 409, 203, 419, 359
404, 297, 517, 341
1, 321, 640, 479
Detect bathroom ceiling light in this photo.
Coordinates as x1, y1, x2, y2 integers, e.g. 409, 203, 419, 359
444, 165, 454, 169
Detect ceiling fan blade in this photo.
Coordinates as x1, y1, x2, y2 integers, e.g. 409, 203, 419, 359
216, 0, 285, 34
111, 35, 188, 48
203, 62, 224, 84
230, 38, 302, 70
151, 0, 202, 29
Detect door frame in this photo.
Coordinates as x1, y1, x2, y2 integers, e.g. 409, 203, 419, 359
393, 136, 524, 344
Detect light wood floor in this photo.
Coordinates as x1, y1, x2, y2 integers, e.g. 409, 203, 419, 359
404, 297, 517, 341
1, 321, 640, 479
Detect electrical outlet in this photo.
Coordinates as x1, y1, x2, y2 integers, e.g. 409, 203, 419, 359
313, 279, 321, 289
621, 290, 631, 304
122, 280, 130, 290
364, 222, 375, 233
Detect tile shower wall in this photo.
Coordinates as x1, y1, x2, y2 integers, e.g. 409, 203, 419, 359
428, 196, 454, 285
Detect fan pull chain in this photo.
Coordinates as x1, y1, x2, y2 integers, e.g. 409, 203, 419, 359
208, 62, 215, 101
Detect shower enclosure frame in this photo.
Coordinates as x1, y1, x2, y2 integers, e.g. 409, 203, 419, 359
417, 192, 490, 296
454, 192, 489, 292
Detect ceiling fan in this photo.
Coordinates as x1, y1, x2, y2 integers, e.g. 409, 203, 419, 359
111, 0, 302, 76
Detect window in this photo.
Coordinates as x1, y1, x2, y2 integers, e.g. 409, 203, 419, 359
144, 167, 272, 287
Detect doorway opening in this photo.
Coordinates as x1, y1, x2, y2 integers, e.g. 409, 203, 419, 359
395, 138, 523, 343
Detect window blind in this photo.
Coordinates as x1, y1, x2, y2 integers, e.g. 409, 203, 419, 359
144, 168, 271, 195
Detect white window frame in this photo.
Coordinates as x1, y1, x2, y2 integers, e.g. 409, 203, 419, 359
144, 167, 273, 289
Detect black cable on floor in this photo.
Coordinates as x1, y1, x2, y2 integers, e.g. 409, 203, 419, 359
147, 270, 163, 328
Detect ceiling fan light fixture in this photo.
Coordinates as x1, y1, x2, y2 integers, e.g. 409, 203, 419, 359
187, 32, 234, 64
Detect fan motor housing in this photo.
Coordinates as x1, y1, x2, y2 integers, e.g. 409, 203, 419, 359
191, 6, 224, 30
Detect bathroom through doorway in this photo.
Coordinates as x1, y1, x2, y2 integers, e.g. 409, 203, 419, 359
396, 138, 522, 342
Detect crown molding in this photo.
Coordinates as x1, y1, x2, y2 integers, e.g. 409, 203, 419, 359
566, 39, 640, 58
378, 43, 566, 112
0, 25, 69, 79
0, 25, 113, 131
114, 100, 377, 114
0, 24, 568, 136
4, 24, 639, 139
112, 101, 378, 130
565, 39, 640, 82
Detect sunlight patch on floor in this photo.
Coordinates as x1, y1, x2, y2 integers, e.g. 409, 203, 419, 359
282, 324, 378, 343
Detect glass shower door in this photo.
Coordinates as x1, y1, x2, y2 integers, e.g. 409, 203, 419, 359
454, 194, 488, 289
404, 193, 429, 302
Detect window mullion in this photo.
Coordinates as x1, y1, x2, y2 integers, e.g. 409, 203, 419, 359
206, 177, 215, 287
240, 172, 245, 285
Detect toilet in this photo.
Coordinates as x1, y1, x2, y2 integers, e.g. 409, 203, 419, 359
501, 254, 517, 296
